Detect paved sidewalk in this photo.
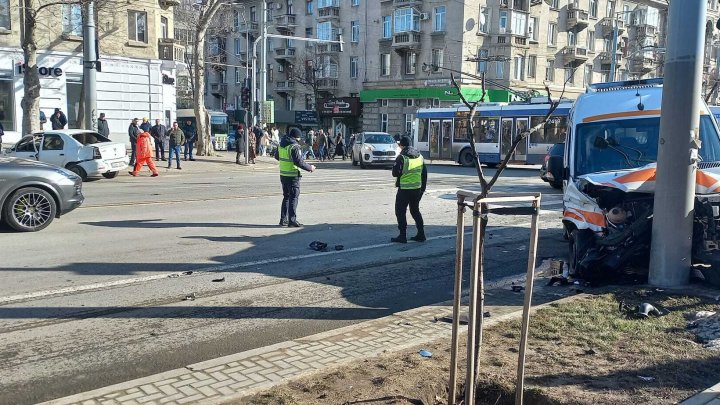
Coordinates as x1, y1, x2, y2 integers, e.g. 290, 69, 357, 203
40, 279, 577, 405
682, 382, 720, 404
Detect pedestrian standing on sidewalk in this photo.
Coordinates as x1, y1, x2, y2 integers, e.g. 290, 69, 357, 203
390, 136, 427, 243
97, 113, 110, 137
150, 119, 168, 161
259, 130, 270, 156
182, 120, 196, 161
51, 108, 67, 130
304, 129, 316, 160
167, 122, 185, 170
248, 127, 257, 164
235, 124, 245, 164
140, 117, 152, 132
128, 131, 159, 177
274, 127, 316, 227
317, 129, 327, 161
127, 118, 142, 166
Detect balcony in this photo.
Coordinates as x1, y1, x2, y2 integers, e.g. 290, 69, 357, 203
317, 78, 339, 91
497, 34, 530, 48
560, 45, 589, 65
599, 17, 625, 37
274, 14, 297, 31
393, 0, 423, 5
318, 6, 340, 21
631, 57, 655, 73
208, 53, 227, 70
316, 43, 341, 54
566, 8, 589, 30
598, 50, 623, 65
158, 39, 186, 63
274, 47, 297, 61
159, 0, 180, 7
275, 80, 296, 93
210, 83, 227, 98
631, 23, 658, 38
239, 22, 260, 37
392, 31, 422, 51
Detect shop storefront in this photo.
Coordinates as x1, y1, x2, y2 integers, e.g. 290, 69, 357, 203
316, 97, 361, 141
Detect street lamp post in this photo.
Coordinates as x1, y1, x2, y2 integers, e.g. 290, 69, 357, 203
235, 5, 250, 165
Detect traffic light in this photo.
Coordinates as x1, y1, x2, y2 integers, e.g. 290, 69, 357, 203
241, 86, 250, 109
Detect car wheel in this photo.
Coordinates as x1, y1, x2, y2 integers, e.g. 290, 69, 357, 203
459, 148, 476, 167
102, 171, 119, 179
3, 187, 57, 232
359, 158, 368, 169
67, 164, 88, 181
569, 229, 594, 276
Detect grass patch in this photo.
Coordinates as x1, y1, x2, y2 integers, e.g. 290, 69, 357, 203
236, 289, 720, 405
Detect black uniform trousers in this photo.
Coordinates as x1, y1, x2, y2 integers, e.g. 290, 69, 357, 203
395, 188, 424, 234
280, 176, 301, 222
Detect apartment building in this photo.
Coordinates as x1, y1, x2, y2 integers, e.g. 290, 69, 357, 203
0, 0, 182, 138
207, 0, 720, 136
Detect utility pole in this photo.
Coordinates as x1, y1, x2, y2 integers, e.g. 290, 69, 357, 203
82, 0, 98, 131
609, 14, 618, 82
259, 0, 268, 126
649, 0, 707, 287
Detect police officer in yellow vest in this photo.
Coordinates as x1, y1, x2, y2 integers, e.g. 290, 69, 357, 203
274, 127, 316, 227
391, 136, 428, 243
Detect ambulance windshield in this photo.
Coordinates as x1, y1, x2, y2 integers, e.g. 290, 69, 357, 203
574, 116, 720, 176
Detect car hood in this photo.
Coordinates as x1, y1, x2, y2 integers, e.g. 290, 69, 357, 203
0, 156, 59, 169
577, 163, 720, 195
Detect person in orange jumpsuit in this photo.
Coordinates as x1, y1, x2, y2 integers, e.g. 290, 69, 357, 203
129, 131, 159, 177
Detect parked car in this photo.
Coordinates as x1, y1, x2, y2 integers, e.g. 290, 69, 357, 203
4, 130, 128, 180
539, 143, 564, 189
351, 132, 400, 169
0, 157, 84, 231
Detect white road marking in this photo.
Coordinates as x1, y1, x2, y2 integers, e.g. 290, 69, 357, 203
0, 224, 533, 305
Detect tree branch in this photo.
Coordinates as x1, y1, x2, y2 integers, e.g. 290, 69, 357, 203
450, 73, 489, 193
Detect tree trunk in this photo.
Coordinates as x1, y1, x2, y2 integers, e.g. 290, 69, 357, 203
20, 1, 41, 136
192, 29, 211, 156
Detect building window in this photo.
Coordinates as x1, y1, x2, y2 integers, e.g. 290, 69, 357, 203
434, 6, 445, 32
406, 99, 413, 107
606, 0, 615, 17
350, 56, 358, 78
382, 16, 392, 38
234, 38, 241, 55
305, 94, 314, 110
477, 49, 488, 73
545, 60, 555, 82
380, 113, 388, 132
528, 17, 538, 41
496, 60, 504, 78
405, 114, 413, 135
381, 53, 390, 76
287, 95, 294, 110
513, 56, 524, 80
431, 49, 444, 70
317, 21, 331, 40
510, 11, 527, 35
63, 4, 82, 36
584, 65, 593, 86
351, 20, 360, 43
549, 0, 558, 8
589, 0, 598, 18
527, 55, 537, 78
250, 6, 257, 21
394, 7, 419, 32
235, 67, 241, 83
0, 0, 9, 29
567, 31, 576, 46
548, 22, 557, 46
479, 7, 489, 34
352, 0, 360, 6
565, 67, 575, 85
405, 52, 416, 75
318, 0, 338, 8
306, 0, 313, 14
127, 10, 147, 43
499, 10, 508, 32
622, 5, 631, 23
161, 17, 169, 39
587, 31, 595, 51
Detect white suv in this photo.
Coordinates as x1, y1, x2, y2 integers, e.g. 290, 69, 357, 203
5, 130, 129, 180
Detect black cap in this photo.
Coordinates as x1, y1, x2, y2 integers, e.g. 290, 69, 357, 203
289, 127, 303, 139
399, 136, 411, 147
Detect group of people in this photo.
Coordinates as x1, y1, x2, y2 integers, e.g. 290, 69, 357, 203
234, 124, 281, 164
127, 118, 195, 176
301, 129, 355, 161
273, 127, 426, 244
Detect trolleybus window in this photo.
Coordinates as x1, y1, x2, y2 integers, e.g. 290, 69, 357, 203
418, 119, 429, 142
453, 117, 499, 143
530, 116, 567, 144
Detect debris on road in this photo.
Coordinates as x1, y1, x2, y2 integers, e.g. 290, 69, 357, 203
182, 271, 193, 276
334, 245, 344, 251
511, 285, 524, 293
310, 241, 328, 251
168, 274, 179, 278
687, 311, 720, 350
212, 277, 225, 282
638, 376, 656, 382
183, 293, 196, 301
619, 300, 666, 319
418, 349, 432, 358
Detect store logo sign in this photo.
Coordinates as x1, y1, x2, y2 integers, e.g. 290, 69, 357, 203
16, 63, 63, 77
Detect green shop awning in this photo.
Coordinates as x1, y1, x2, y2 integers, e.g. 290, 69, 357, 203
360, 87, 511, 103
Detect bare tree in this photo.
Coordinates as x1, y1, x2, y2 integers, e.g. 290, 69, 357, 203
174, 0, 235, 156
292, 47, 339, 127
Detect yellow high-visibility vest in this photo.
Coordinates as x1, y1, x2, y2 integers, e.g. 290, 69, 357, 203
279, 145, 300, 177
399, 155, 423, 189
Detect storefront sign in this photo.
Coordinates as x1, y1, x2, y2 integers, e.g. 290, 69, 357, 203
295, 110, 318, 124
317, 97, 360, 116
262, 100, 274, 124
16, 63, 63, 77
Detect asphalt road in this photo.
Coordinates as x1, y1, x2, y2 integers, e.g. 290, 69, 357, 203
0, 154, 566, 405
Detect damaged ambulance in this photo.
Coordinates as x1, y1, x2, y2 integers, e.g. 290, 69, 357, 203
563, 78, 720, 284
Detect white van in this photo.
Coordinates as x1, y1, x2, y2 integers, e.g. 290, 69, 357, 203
563, 78, 720, 283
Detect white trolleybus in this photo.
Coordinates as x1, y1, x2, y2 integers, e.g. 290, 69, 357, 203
413, 99, 573, 167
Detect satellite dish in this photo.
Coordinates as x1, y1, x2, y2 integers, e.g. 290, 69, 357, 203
465, 18, 476, 32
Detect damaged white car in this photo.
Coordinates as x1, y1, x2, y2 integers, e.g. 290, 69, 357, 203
563, 79, 720, 284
